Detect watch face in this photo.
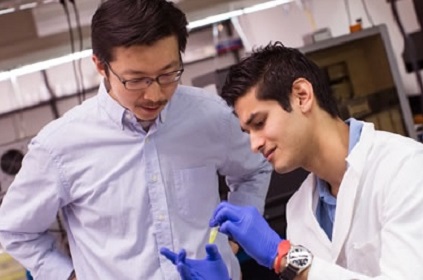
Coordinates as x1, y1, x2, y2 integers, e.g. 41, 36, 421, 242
287, 245, 313, 270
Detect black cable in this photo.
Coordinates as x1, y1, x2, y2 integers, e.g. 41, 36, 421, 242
41, 70, 60, 119
59, 0, 83, 104
390, 0, 423, 111
69, 0, 86, 101
361, 0, 375, 27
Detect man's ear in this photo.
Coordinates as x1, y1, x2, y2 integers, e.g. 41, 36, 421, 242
92, 55, 107, 78
292, 78, 314, 113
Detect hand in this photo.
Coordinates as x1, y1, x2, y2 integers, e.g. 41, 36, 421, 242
209, 201, 282, 268
229, 240, 239, 254
160, 244, 230, 280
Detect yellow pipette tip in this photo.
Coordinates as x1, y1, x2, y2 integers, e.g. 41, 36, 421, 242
208, 226, 219, 244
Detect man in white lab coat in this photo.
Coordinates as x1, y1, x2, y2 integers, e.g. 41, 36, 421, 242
160, 42, 423, 279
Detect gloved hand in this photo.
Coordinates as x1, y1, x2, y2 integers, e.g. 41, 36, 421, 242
160, 244, 230, 280
209, 201, 282, 268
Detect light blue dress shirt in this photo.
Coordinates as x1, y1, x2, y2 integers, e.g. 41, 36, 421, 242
0, 82, 271, 280
315, 118, 363, 240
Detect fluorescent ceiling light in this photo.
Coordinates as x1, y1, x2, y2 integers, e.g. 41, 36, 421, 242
19, 2, 38, 10
0, 0, 55, 15
0, 0, 294, 81
188, 0, 294, 29
188, 10, 244, 29
0, 49, 92, 81
0, 8, 15, 15
244, 0, 293, 14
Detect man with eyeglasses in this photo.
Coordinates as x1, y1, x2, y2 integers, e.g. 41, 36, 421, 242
0, 1, 271, 280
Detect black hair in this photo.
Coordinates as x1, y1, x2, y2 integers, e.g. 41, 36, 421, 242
221, 41, 339, 117
91, 0, 188, 63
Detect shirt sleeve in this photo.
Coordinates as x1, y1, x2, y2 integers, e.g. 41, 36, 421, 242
0, 139, 74, 279
218, 107, 272, 214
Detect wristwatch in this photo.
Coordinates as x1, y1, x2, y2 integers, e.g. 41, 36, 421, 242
279, 245, 313, 280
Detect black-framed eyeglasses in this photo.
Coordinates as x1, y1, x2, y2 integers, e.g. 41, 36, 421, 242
105, 62, 184, 90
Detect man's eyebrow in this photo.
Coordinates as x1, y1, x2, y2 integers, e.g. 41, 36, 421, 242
245, 112, 257, 126
232, 110, 256, 133
121, 61, 179, 76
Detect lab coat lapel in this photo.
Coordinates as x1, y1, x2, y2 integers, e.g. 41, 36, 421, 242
331, 122, 374, 260
331, 165, 360, 260
287, 174, 332, 260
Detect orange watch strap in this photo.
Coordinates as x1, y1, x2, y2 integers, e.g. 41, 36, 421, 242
274, 240, 291, 273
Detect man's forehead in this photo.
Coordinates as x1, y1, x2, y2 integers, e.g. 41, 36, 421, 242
234, 95, 259, 127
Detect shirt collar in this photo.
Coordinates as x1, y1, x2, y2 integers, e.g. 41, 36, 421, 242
345, 118, 364, 154
316, 118, 364, 200
317, 179, 337, 204
97, 80, 126, 130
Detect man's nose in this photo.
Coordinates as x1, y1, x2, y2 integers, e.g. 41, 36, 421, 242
250, 132, 264, 154
143, 82, 163, 102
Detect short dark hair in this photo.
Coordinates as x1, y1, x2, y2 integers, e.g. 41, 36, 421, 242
221, 42, 339, 117
91, 0, 188, 63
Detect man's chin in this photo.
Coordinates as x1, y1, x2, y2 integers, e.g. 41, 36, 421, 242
136, 116, 158, 122
274, 164, 295, 174
134, 111, 160, 122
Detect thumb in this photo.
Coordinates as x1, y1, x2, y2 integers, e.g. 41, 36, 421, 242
205, 244, 222, 261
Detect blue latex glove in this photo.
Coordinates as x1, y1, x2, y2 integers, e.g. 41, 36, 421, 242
209, 201, 282, 268
160, 244, 230, 280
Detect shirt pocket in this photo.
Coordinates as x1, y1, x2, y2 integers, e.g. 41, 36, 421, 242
347, 234, 381, 276
174, 165, 219, 224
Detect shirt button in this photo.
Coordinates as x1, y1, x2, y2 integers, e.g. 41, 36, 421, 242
159, 215, 165, 221
151, 174, 158, 182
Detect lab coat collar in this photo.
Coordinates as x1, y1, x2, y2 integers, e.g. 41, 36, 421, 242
331, 121, 376, 259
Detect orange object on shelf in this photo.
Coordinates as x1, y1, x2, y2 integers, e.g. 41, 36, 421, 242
350, 19, 363, 33
413, 114, 423, 124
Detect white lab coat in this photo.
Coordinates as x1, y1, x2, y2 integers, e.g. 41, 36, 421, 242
286, 122, 423, 279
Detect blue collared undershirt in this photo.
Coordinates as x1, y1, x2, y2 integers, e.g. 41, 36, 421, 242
315, 118, 363, 240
